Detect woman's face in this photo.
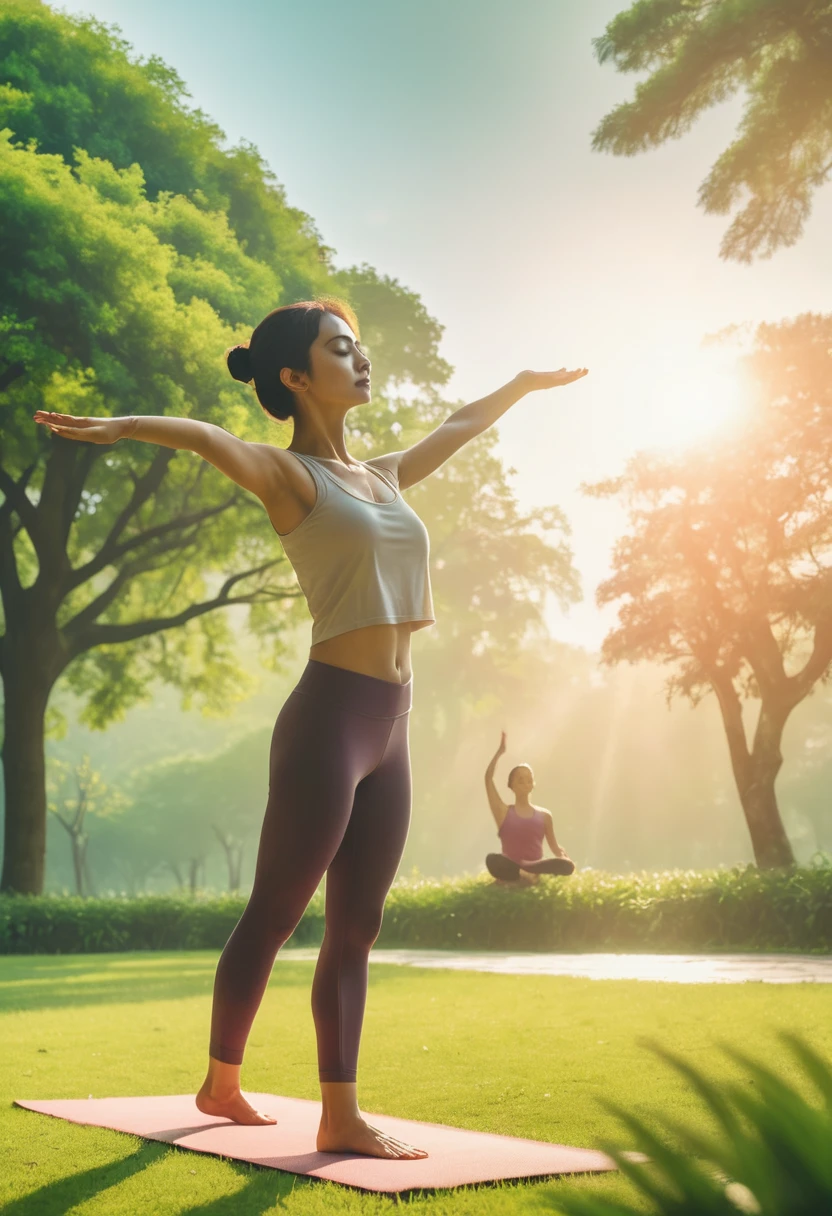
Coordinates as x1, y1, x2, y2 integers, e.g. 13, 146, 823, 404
284, 310, 371, 409
510, 766, 535, 796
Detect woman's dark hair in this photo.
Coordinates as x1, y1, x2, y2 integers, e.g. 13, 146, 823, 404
507, 764, 533, 791
225, 297, 360, 422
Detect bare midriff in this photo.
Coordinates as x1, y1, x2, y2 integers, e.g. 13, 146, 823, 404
309, 621, 428, 685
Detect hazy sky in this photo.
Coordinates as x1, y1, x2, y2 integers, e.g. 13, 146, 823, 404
68, 0, 832, 649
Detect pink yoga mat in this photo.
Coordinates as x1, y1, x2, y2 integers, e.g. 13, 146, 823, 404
15, 1093, 616, 1193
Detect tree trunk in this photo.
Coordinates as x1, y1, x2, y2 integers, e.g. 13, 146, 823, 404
187, 857, 201, 893
72, 833, 85, 896
213, 826, 243, 892
0, 659, 54, 894
230, 845, 242, 893
712, 681, 795, 869
740, 778, 795, 868
81, 844, 95, 897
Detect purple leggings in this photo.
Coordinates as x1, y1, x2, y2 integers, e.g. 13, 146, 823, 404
208, 658, 412, 1081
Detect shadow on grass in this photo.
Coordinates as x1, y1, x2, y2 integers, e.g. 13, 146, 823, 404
3, 1136, 326, 1216
7, 1132, 562, 1216
0, 951, 452, 1014
0, 953, 315, 1013
3, 1141, 170, 1216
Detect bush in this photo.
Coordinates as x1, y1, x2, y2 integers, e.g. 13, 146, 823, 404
376, 864, 832, 952
1, 864, 831, 954
549, 1034, 832, 1215
0, 891, 325, 954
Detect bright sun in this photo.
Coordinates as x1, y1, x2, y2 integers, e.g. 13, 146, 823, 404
640, 344, 749, 453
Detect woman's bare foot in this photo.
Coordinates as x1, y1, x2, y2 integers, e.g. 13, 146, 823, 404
317, 1113, 428, 1159
195, 1080, 276, 1126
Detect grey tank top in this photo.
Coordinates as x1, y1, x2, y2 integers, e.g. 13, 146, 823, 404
278, 452, 435, 646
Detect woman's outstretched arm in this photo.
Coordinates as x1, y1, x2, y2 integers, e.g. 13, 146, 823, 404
484, 730, 509, 828
33, 411, 282, 504
376, 367, 588, 491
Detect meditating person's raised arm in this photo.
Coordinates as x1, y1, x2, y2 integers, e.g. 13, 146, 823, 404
484, 730, 509, 828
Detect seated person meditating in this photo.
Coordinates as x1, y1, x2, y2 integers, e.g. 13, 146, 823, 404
484, 731, 575, 883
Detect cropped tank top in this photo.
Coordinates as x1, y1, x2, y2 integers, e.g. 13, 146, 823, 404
498, 805, 546, 864
277, 452, 435, 646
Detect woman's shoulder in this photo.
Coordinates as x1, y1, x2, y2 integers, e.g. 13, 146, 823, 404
365, 452, 402, 481
532, 804, 552, 819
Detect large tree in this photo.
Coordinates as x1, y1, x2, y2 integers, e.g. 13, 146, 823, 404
0, 136, 307, 895
586, 313, 832, 866
1, 3, 581, 896
0, 3, 452, 894
592, 0, 832, 261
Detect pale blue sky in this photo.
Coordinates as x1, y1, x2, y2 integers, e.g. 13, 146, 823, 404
69, 0, 832, 648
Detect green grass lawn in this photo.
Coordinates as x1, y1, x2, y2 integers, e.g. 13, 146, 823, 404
2, 952, 831, 1215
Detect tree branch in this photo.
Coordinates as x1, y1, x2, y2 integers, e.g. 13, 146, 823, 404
789, 613, 832, 704
65, 445, 104, 539
0, 463, 39, 614
0, 505, 21, 609
105, 492, 242, 565
0, 462, 41, 548
64, 525, 245, 638
69, 488, 241, 590
708, 665, 752, 794
69, 560, 303, 653
68, 448, 175, 586
742, 614, 789, 701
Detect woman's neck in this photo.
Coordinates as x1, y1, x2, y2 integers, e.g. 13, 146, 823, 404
289, 413, 353, 464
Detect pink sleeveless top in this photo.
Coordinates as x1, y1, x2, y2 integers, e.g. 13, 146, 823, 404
498, 805, 546, 864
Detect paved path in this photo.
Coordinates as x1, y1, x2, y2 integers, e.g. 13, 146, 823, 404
284, 948, 832, 983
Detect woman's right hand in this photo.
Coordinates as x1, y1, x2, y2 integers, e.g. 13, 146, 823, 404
34, 411, 135, 445
496, 730, 507, 756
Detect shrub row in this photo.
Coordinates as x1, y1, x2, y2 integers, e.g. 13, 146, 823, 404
1, 864, 831, 955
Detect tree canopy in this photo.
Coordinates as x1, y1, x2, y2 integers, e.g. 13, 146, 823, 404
592, 0, 832, 261
0, 0, 579, 892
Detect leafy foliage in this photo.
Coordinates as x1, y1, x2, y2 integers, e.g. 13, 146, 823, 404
2, 862, 831, 953
0, 0, 580, 892
0, 0, 334, 288
0, 889, 324, 953
550, 1034, 832, 1215
592, 0, 832, 261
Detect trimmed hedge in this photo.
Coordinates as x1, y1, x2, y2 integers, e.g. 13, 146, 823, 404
1, 865, 831, 955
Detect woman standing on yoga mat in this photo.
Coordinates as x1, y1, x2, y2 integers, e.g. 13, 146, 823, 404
484, 731, 575, 883
34, 299, 587, 1159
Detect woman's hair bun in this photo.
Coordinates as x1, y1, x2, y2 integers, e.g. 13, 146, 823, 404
226, 344, 253, 383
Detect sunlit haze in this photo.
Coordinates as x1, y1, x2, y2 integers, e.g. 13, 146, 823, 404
67, 0, 832, 650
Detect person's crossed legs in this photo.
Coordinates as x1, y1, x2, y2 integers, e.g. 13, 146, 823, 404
485, 852, 575, 882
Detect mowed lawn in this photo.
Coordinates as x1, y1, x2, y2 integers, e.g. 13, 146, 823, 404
3, 952, 831, 1215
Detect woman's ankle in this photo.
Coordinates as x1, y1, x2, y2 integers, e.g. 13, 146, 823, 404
203, 1055, 242, 1096
320, 1080, 361, 1122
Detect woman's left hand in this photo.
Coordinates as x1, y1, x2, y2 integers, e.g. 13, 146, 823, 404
33, 411, 133, 444
515, 368, 588, 393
